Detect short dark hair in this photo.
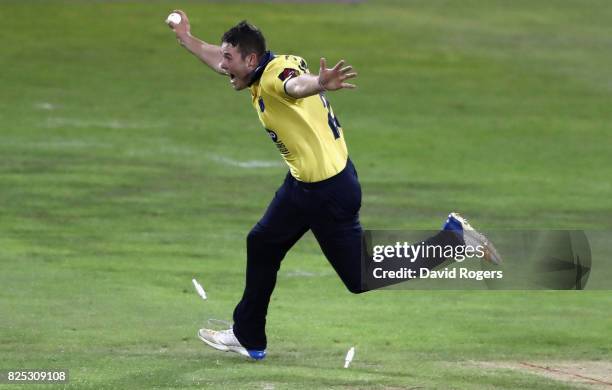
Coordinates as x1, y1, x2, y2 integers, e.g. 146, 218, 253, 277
221, 20, 266, 59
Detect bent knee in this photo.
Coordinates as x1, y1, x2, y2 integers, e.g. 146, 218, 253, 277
246, 228, 259, 245
247, 224, 269, 245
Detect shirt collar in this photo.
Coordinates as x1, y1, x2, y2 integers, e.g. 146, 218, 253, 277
248, 51, 275, 87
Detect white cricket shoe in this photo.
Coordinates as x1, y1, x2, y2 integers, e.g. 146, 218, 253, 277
443, 212, 503, 265
197, 328, 266, 360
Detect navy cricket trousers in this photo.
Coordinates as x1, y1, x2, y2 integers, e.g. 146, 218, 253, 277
232, 159, 459, 350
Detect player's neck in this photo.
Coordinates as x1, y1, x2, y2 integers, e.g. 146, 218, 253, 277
248, 51, 275, 86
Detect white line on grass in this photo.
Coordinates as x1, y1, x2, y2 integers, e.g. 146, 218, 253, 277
34, 102, 56, 110
45, 117, 167, 129
208, 154, 283, 169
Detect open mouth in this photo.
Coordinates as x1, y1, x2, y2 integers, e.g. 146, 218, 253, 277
229, 73, 239, 87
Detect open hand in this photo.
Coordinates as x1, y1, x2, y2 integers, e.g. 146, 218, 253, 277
318, 58, 357, 91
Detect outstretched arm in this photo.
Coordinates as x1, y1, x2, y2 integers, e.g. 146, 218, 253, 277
284, 58, 357, 99
167, 10, 226, 75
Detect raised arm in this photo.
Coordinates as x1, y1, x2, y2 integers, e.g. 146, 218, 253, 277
285, 58, 357, 99
167, 10, 226, 75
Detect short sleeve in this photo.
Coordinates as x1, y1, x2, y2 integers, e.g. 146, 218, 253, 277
262, 56, 309, 100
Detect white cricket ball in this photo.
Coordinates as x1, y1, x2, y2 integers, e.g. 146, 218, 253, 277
166, 12, 181, 25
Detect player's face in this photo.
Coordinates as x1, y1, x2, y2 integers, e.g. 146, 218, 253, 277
219, 42, 258, 91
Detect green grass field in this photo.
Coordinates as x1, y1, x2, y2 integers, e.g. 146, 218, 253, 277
1, 1, 612, 388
